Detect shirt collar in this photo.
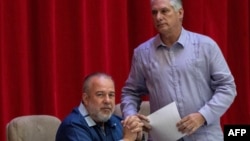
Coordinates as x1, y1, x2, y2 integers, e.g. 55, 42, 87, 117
177, 27, 187, 47
78, 102, 96, 127
155, 27, 187, 48
78, 102, 116, 128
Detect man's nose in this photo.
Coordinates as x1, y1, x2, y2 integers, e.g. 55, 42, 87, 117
103, 95, 112, 102
156, 12, 162, 20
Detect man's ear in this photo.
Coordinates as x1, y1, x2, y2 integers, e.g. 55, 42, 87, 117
178, 8, 184, 20
82, 92, 88, 105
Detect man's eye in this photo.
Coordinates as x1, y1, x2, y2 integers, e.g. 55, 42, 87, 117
109, 93, 115, 97
97, 93, 104, 97
152, 10, 157, 15
161, 9, 169, 14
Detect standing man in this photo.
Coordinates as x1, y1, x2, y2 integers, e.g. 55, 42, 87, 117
121, 0, 237, 140
56, 72, 143, 141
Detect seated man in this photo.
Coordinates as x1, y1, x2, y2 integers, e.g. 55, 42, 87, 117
56, 72, 143, 141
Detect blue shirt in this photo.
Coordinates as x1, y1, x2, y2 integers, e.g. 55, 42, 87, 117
121, 28, 237, 141
56, 103, 124, 141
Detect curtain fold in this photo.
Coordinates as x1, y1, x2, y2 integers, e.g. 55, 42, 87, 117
223, 0, 250, 124
1, 0, 249, 140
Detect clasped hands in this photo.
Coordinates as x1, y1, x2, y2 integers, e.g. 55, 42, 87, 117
121, 114, 151, 141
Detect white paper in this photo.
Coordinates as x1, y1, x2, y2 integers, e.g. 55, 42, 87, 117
147, 101, 186, 141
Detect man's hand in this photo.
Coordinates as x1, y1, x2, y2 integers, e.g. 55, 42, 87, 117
176, 112, 206, 135
136, 114, 152, 132
122, 115, 144, 141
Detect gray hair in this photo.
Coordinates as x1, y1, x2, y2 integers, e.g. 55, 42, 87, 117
82, 72, 114, 93
151, 0, 183, 11
170, 0, 182, 11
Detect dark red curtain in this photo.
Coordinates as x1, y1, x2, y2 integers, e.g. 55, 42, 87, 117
0, 0, 249, 140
